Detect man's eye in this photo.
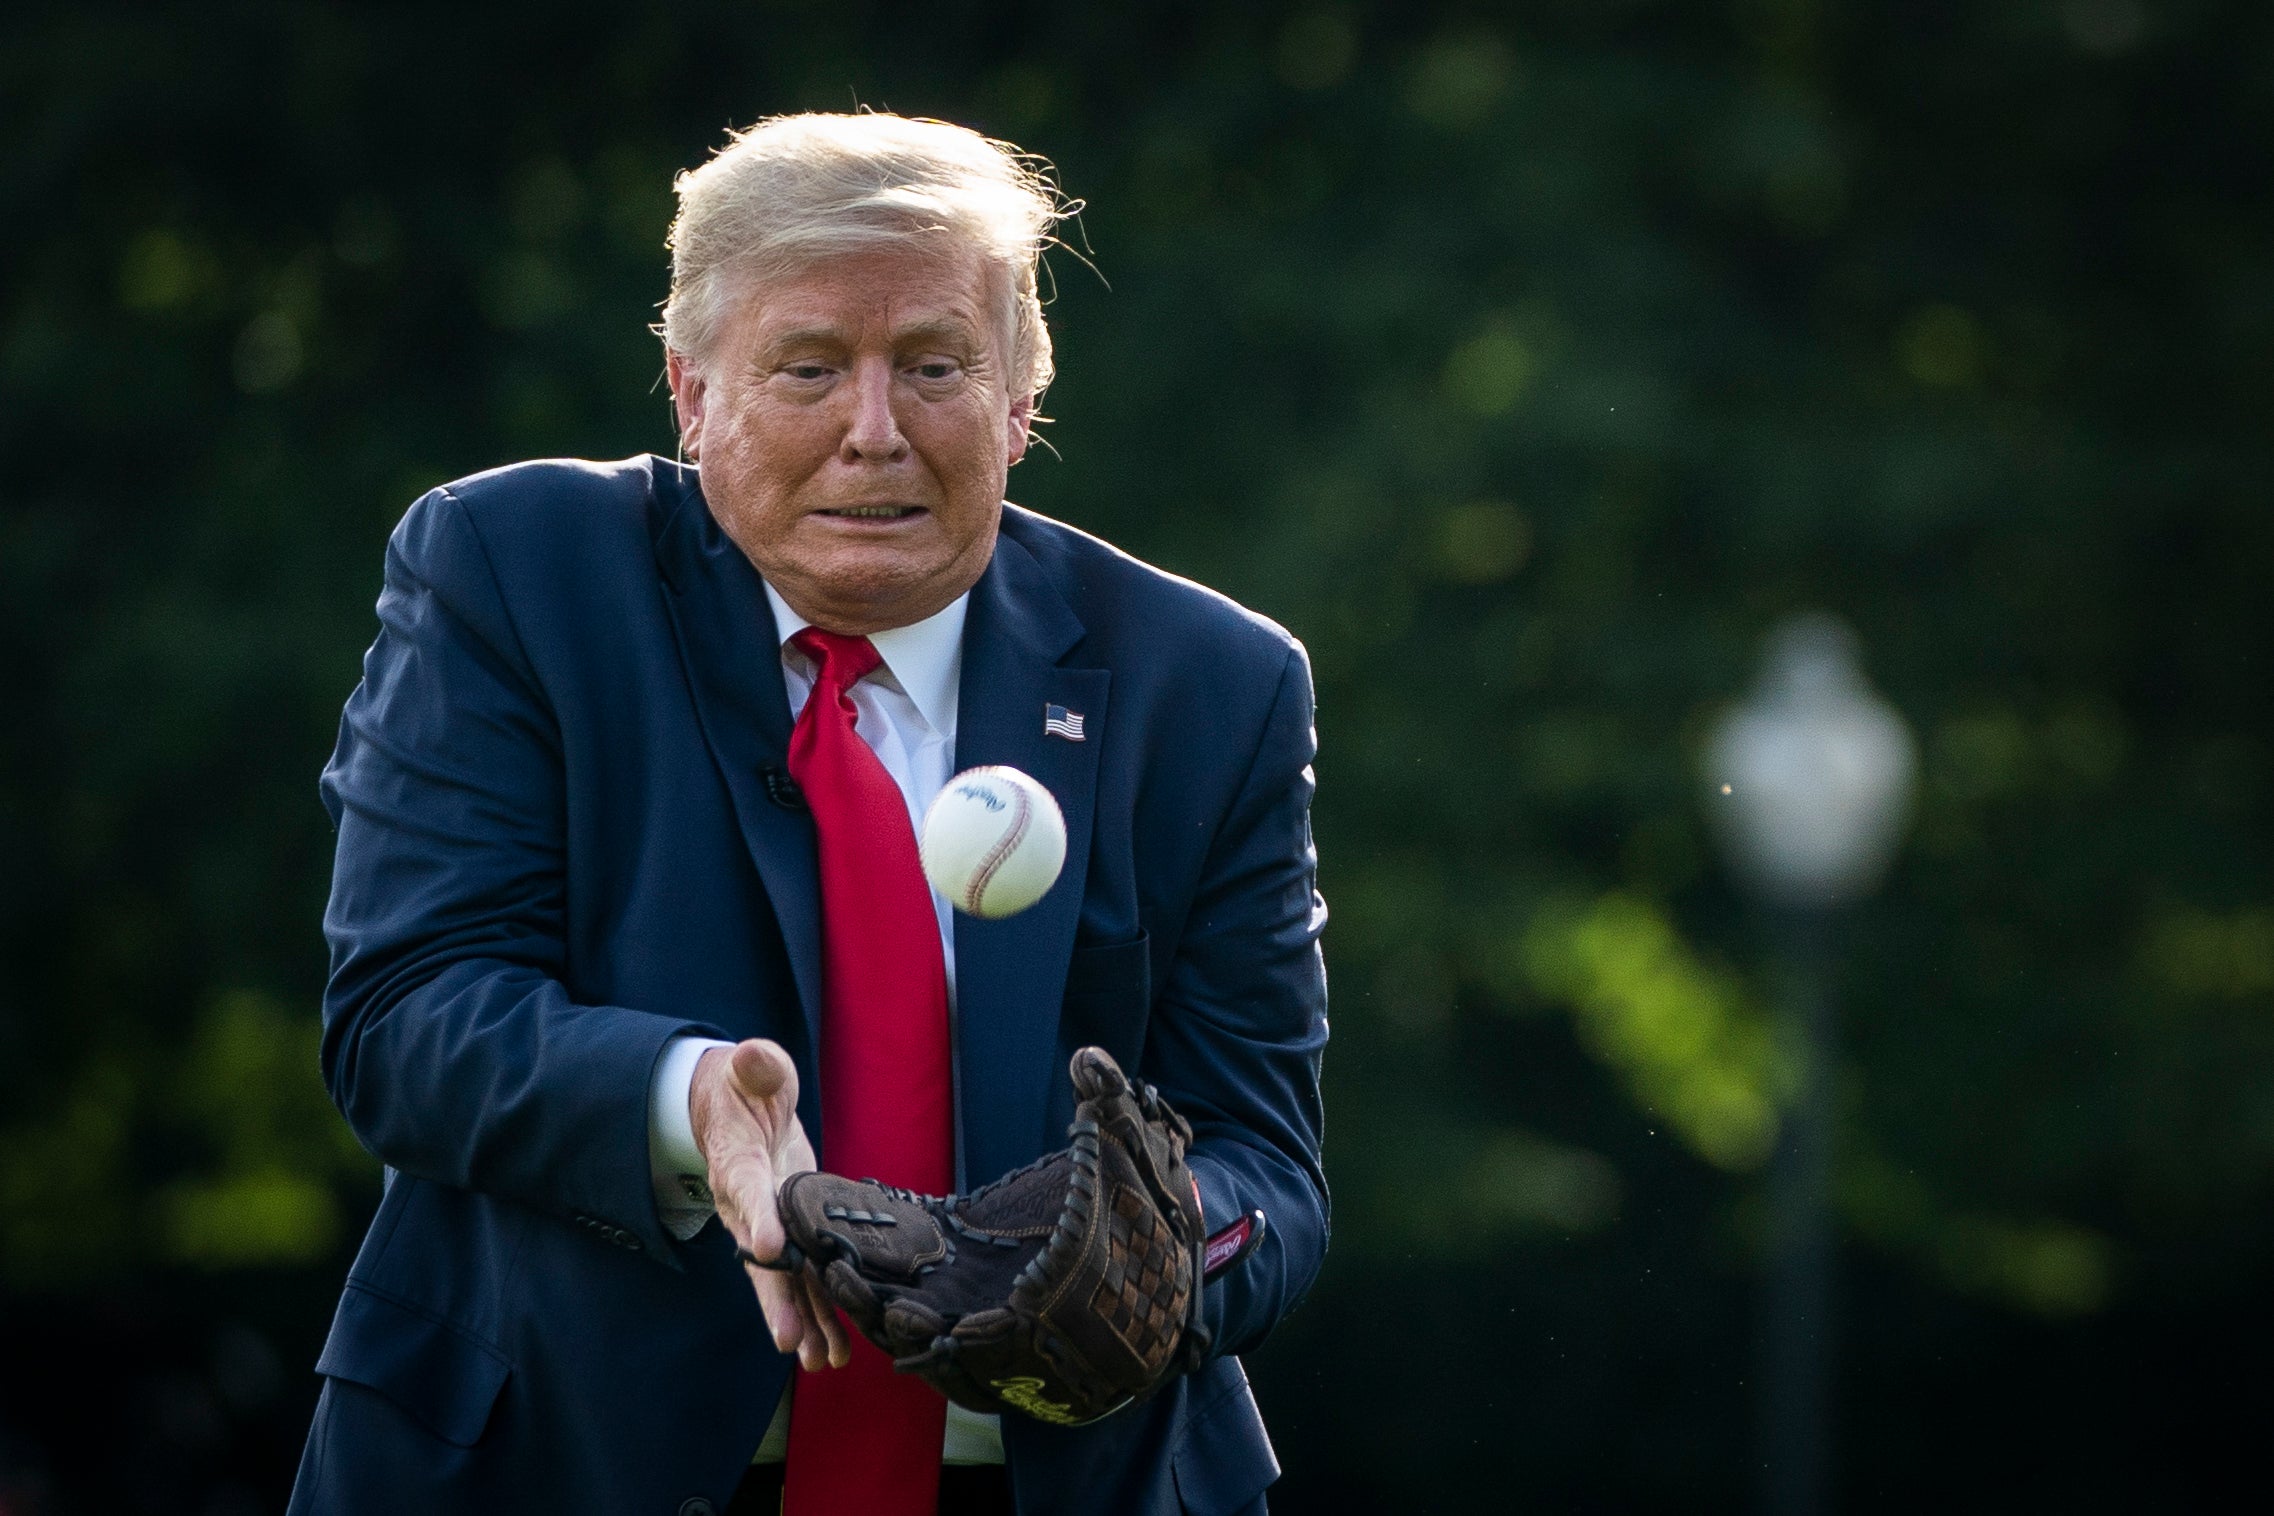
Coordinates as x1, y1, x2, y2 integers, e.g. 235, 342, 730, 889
912, 361, 959, 380
786, 364, 831, 381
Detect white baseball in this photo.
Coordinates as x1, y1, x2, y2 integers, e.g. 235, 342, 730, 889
919, 765, 1068, 919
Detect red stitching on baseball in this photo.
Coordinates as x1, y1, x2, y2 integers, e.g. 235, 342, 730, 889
967, 777, 1032, 914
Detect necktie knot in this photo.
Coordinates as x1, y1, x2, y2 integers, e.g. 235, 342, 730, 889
790, 627, 884, 692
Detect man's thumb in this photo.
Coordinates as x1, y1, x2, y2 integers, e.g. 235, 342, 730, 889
730, 1038, 797, 1104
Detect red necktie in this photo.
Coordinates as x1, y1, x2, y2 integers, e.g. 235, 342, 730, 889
781, 628, 953, 1516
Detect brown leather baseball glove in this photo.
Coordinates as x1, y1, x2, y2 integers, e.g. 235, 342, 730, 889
775, 1047, 1217, 1426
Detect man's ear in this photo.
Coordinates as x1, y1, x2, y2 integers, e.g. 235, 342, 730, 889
1006, 393, 1036, 467
666, 349, 706, 459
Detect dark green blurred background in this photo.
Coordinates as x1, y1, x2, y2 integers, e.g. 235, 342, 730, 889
4, 1, 2270, 1510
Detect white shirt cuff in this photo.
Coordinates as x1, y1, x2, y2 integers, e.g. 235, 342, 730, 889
649, 1035, 737, 1239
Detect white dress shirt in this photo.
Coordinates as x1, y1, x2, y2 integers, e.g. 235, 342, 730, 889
644, 581, 1002, 1466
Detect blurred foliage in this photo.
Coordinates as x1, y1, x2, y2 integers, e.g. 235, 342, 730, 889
0, 989, 370, 1287
4, 0, 2272, 1510
1523, 893, 1787, 1171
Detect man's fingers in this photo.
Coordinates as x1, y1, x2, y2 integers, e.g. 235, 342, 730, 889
713, 1043, 834, 1368
748, 1256, 853, 1372
803, 1272, 852, 1368
780, 1125, 818, 1180
788, 1282, 833, 1371
751, 1262, 806, 1354
738, 1191, 787, 1263
717, 1152, 786, 1261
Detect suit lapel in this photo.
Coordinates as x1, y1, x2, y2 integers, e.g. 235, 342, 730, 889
953, 528, 1110, 1187
649, 466, 824, 1057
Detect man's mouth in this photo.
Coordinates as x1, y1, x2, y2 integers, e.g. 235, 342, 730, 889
817, 506, 924, 520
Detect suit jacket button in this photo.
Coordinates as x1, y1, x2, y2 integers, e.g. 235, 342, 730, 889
679, 1499, 716, 1516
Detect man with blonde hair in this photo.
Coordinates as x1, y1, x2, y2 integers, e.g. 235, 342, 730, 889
292, 112, 1327, 1516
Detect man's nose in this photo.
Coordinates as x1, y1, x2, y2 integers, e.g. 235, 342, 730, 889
840, 358, 909, 462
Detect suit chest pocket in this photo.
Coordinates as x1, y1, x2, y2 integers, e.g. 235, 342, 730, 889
1057, 932, 1152, 1079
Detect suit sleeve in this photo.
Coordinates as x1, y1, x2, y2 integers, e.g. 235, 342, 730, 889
318, 488, 724, 1263
1148, 641, 1330, 1360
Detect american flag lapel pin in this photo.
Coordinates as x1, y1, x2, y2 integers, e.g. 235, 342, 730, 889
1044, 703, 1086, 742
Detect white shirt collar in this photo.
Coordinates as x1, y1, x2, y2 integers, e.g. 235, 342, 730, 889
762, 580, 967, 738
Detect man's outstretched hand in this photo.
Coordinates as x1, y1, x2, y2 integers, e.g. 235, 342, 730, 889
688, 1039, 851, 1371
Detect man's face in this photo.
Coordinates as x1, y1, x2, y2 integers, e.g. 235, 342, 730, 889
668, 244, 1033, 635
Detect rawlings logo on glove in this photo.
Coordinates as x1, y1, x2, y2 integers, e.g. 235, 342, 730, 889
774, 1047, 1216, 1426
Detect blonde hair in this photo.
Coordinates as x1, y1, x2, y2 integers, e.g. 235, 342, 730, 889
660, 113, 1073, 399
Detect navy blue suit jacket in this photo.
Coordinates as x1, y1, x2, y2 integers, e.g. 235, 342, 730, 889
290, 457, 1329, 1516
